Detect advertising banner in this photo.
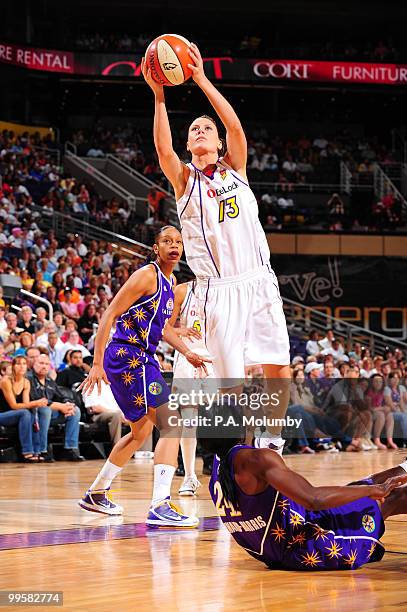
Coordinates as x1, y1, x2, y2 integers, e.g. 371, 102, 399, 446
273, 255, 407, 340
1, 42, 407, 85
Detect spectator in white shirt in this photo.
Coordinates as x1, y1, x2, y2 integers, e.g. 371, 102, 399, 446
83, 380, 126, 444
0, 306, 7, 333
72, 266, 84, 290
319, 329, 335, 350
306, 330, 321, 356
282, 156, 297, 175
369, 355, 385, 377
45, 331, 66, 369
74, 236, 88, 257
313, 136, 328, 150
321, 339, 345, 361
36, 322, 57, 347
61, 331, 91, 360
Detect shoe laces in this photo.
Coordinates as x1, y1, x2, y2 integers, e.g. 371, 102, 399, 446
155, 498, 185, 516
90, 488, 120, 503
183, 477, 201, 489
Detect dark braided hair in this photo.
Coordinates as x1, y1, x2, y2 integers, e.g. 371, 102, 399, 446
197, 403, 245, 509
145, 225, 180, 263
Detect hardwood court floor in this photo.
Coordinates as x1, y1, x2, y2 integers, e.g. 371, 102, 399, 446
0, 450, 406, 611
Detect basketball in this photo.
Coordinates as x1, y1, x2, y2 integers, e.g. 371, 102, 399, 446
145, 34, 193, 86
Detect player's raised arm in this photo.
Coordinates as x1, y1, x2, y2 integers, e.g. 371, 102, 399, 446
188, 43, 247, 177
141, 58, 188, 199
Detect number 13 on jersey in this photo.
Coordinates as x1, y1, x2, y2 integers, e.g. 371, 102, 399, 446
219, 195, 239, 223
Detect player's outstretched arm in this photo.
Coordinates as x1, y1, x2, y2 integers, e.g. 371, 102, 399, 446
79, 266, 156, 395
163, 322, 211, 374
141, 58, 188, 199
245, 449, 407, 511
188, 43, 247, 177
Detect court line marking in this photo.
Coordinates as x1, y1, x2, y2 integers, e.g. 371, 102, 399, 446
0, 516, 222, 551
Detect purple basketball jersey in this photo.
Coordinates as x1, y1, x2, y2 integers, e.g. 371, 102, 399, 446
112, 262, 174, 356
103, 262, 174, 423
209, 445, 385, 571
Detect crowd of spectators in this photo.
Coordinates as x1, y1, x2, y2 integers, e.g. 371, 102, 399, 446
71, 122, 407, 232
279, 330, 407, 454
71, 30, 401, 64
0, 128, 173, 243
0, 128, 406, 462
74, 32, 152, 52
74, 124, 397, 186
0, 130, 176, 461
245, 331, 407, 455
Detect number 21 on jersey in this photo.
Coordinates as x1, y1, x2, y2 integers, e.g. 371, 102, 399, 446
219, 196, 239, 223
213, 481, 242, 517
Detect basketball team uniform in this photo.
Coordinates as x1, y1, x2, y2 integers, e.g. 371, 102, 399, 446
209, 445, 385, 571
176, 158, 290, 379
103, 262, 174, 422
172, 281, 215, 394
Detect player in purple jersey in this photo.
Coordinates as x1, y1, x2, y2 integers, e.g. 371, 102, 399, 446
199, 404, 407, 570
78, 226, 211, 528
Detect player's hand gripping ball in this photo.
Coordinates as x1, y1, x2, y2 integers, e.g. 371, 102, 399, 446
145, 34, 193, 86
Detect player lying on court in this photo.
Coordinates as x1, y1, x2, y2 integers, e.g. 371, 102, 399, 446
199, 404, 407, 570
142, 43, 291, 453
79, 226, 210, 527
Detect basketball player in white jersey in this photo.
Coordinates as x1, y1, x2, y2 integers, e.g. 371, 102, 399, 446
169, 280, 216, 495
142, 44, 291, 452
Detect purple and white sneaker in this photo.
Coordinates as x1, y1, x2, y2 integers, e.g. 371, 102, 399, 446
254, 434, 285, 456
78, 488, 123, 516
146, 497, 199, 528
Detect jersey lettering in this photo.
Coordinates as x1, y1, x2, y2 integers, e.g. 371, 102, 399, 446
219, 195, 240, 223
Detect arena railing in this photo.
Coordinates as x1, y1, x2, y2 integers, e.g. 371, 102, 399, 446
31, 144, 61, 168
64, 151, 139, 213
251, 182, 351, 194
108, 154, 175, 200
106, 154, 178, 224
373, 163, 407, 213
283, 296, 407, 354
340, 162, 353, 195
31, 204, 190, 273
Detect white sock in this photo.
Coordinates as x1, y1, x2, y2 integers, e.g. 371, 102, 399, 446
152, 464, 175, 505
399, 460, 407, 473
181, 436, 197, 479
89, 460, 123, 491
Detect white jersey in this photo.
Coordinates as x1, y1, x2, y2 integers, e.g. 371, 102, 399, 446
176, 158, 270, 279
175, 281, 209, 359
172, 281, 214, 385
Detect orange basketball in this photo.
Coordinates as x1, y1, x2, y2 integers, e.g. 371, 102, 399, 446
145, 34, 193, 86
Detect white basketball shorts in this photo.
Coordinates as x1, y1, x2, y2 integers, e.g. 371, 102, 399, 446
196, 264, 290, 379
172, 353, 217, 401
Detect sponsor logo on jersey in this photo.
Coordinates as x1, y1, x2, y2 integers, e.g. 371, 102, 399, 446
207, 181, 239, 198
219, 168, 227, 180
362, 514, 375, 533
162, 297, 174, 316
149, 381, 163, 395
